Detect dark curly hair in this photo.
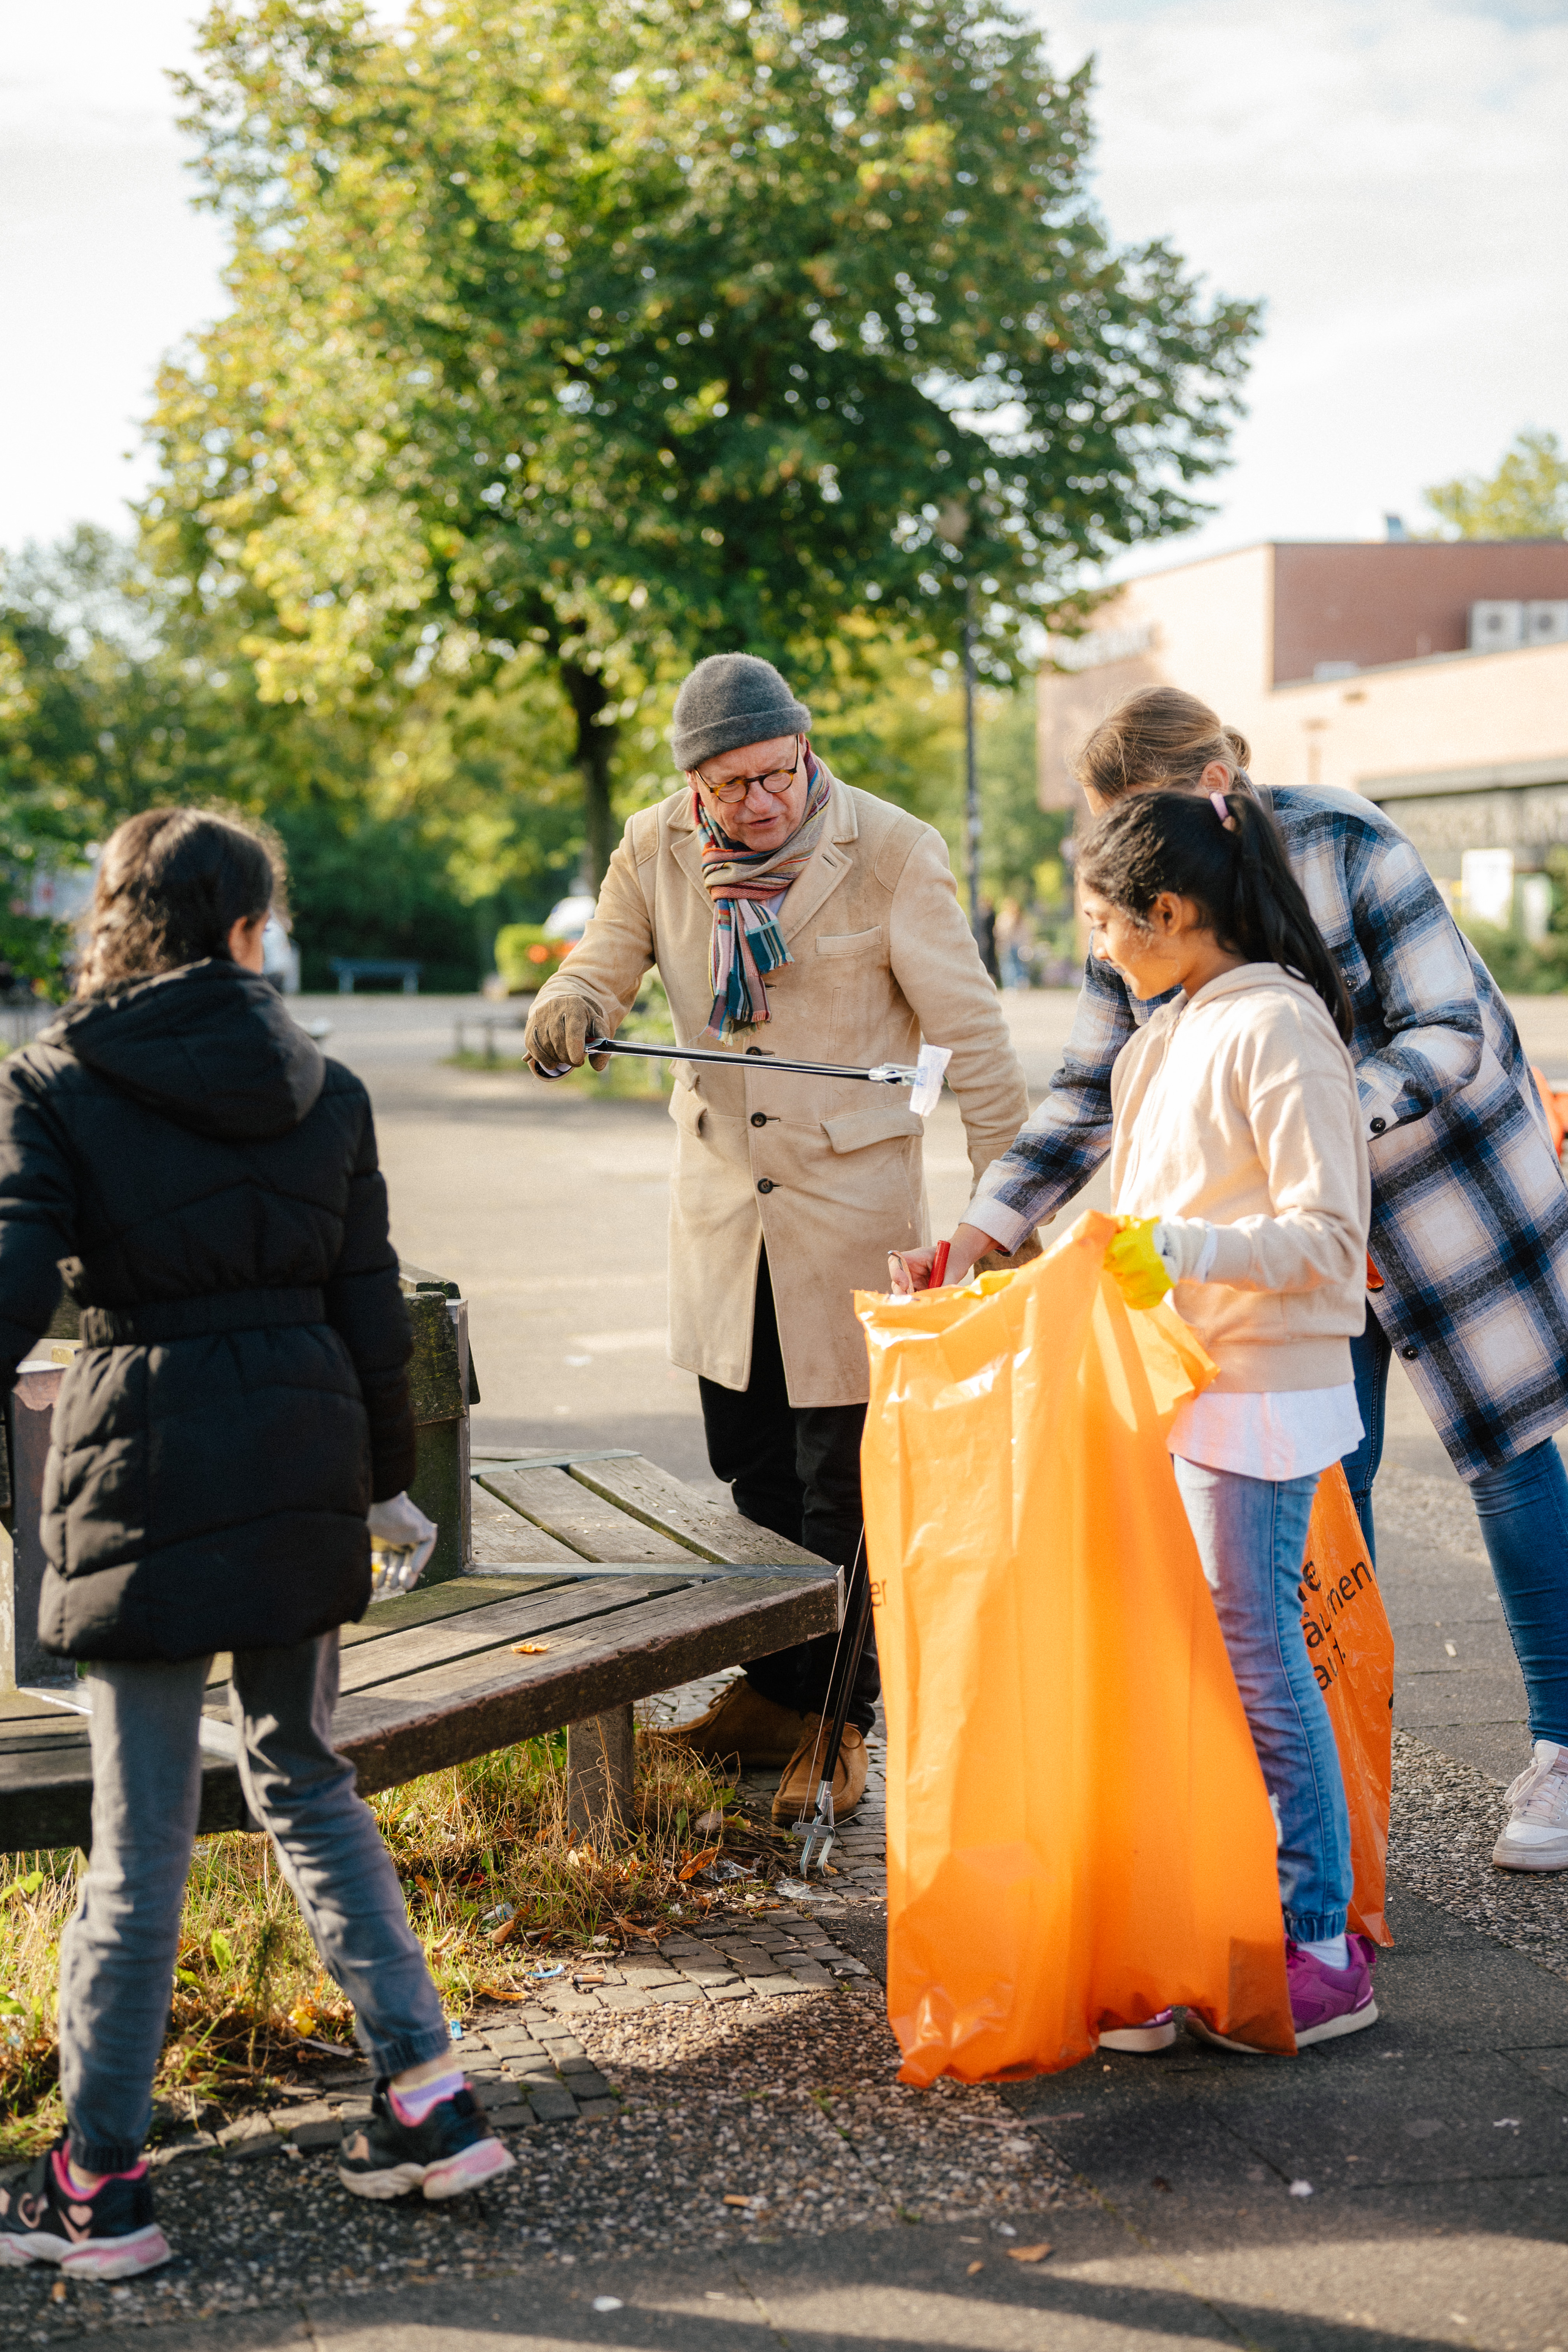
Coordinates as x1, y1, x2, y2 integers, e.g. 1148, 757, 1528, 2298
77, 808, 286, 998
1077, 789, 1354, 1044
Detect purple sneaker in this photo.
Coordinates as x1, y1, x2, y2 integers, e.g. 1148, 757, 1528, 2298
1287, 1934, 1379, 2048
1185, 1935, 1378, 2054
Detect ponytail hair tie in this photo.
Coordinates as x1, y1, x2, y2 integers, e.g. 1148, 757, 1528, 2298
1210, 790, 1237, 832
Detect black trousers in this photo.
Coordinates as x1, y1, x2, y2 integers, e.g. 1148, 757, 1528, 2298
698, 1255, 880, 1734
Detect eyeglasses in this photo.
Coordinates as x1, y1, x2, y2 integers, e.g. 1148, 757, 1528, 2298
691, 737, 800, 806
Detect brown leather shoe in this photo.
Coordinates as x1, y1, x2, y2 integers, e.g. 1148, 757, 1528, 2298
771, 1718, 868, 1825
667, 1678, 811, 1769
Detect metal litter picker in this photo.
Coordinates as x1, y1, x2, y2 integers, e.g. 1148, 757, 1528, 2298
579, 1036, 952, 1114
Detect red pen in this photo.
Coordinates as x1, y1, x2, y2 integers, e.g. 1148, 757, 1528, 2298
930, 1239, 951, 1289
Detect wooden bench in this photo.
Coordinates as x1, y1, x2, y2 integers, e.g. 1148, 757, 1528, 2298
328, 959, 422, 994
1, 1274, 839, 1854
0, 1451, 838, 1853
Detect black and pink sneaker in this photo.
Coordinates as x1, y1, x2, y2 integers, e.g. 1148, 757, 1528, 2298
0, 2143, 169, 2279
338, 2079, 514, 2202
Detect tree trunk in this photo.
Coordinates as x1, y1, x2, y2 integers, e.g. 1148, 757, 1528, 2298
560, 660, 618, 889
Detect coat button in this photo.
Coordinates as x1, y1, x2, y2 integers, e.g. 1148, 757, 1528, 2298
1400, 1343, 1418, 1360
1370, 1117, 1386, 1135
750, 1112, 768, 1128
757, 1178, 775, 1194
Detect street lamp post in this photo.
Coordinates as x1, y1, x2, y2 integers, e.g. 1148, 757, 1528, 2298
938, 498, 983, 938
961, 574, 981, 934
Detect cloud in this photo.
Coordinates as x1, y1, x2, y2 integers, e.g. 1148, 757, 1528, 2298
1030, 0, 1568, 562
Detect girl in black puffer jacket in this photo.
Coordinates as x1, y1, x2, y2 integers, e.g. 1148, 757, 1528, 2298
0, 812, 510, 2283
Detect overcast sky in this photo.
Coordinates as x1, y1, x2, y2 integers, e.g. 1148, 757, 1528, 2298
2, 0, 1564, 574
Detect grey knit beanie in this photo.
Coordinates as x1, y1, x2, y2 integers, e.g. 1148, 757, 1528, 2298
669, 653, 812, 771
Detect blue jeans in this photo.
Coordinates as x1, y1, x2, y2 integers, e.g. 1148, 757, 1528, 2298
59, 1635, 452, 2175
1347, 1320, 1568, 1745
1173, 1458, 1353, 1944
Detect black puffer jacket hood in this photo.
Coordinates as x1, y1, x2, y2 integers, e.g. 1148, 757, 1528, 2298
42, 960, 325, 1142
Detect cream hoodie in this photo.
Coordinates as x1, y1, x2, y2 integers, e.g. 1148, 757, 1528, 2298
1110, 964, 1371, 1393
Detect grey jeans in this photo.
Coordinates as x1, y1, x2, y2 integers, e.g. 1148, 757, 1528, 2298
60, 1635, 452, 2174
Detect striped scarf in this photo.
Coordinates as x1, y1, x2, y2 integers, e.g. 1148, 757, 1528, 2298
694, 752, 832, 1041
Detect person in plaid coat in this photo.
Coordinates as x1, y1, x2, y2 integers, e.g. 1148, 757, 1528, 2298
911, 686, 1568, 1877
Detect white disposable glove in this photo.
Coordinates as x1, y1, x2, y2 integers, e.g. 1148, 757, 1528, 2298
366, 1491, 438, 1602
1152, 1218, 1221, 1286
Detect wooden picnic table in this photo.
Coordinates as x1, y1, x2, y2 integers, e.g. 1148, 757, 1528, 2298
0, 1447, 840, 1855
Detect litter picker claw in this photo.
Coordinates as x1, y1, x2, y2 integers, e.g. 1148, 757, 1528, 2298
571, 1037, 952, 1115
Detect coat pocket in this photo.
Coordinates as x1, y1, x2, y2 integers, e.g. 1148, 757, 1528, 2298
669, 1082, 707, 1138
815, 926, 884, 959
821, 1104, 925, 1153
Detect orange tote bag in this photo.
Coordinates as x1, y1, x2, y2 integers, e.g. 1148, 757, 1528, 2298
858, 1209, 1294, 2086
1301, 1464, 1395, 1947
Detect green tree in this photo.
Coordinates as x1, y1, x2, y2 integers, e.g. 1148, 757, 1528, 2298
150, 0, 1259, 879
0, 527, 592, 992
1424, 428, 1568, 540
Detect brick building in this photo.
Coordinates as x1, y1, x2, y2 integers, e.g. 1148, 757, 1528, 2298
1039, 540, 1568, 923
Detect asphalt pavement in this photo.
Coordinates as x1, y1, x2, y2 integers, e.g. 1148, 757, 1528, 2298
13, 988, 1563, 2351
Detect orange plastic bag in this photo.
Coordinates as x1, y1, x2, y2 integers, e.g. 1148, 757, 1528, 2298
1300, 1463, 1395, 1947
857, 1209, 1294, 2085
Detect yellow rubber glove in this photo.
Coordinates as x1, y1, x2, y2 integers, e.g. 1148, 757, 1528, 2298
1104, 1216, 1173, 1310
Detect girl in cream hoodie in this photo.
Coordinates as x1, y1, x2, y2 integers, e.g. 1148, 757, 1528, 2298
1081, 787, 1377, 2054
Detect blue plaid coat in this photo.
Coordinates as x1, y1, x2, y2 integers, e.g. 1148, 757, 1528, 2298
968, 784, 1568, 1480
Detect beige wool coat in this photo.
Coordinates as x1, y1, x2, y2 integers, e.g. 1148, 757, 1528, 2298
535, 772, 1029, 1405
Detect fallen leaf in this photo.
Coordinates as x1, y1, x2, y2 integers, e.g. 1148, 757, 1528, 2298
490, 1915, 523, 1949
1007, 2244, 1052, 2264
966, 2260, 984, 2277
614, 1915, 661, 1939
475, 1982, 527, 2001
510, 1640, 550, 1655
678, 1846, 723, 1882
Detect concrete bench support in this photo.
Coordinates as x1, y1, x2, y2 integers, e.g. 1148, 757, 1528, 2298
567, 1704, 635, 1841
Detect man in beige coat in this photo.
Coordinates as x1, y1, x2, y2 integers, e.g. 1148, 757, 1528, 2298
525, 654, 1029, 1819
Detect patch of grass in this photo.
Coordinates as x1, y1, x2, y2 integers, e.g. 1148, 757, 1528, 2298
0, 1726, 781, 2161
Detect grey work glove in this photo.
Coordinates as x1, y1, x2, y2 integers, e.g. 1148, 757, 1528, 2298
523, 992, 610, 1078
366, 1490, 438, 1603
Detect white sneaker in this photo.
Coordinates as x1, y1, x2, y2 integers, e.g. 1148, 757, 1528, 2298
1492, 1740, 1568, 1872
1098, 2009, 1177, 2053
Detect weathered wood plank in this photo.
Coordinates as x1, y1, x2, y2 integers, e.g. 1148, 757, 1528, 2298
471, 1482, 583, 1566
0, 1727, 91, 1761
0, 1743, 256, 1848
476, 1466, 695, 1564
567, 1456, 830, 1569
194, 1572, 562, 1692
329, 1571, 840, 1793
0, 1689, 89, 1726
333, 1577, 691, 1695
339, 1572, 558, 1647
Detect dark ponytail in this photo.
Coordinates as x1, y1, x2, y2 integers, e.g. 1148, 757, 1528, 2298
1077, 789, 1354, 1044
